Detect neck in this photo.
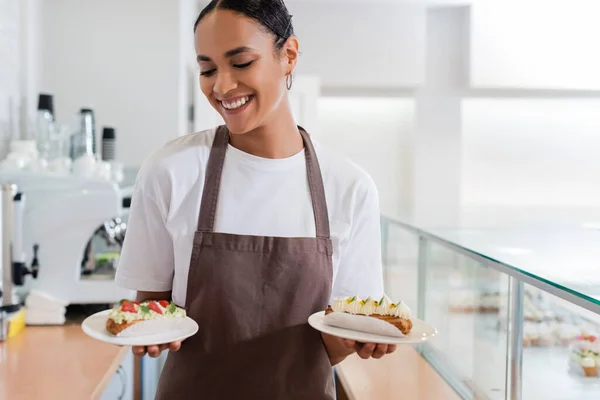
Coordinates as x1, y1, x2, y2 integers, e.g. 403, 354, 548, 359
228, 99, 303, 159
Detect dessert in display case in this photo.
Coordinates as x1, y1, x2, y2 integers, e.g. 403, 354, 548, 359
381, 217, 600, 400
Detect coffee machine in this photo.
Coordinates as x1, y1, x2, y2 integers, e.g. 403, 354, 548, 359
1, 183, 36, 338
0, 171, 134, 305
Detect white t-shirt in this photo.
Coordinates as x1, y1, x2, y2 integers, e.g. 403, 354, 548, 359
115, 127, 384, 306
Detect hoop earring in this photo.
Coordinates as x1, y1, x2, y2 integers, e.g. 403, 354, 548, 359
286, 74, 293, 90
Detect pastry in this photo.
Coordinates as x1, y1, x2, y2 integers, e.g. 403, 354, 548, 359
448, 290, 477, 313
582, 357, 599, 377
538, 323, 555, 346
569, 333, 600, 377
106, 299, 186, 335
480, 293, 500, 313
558, 324, 579, 346
326, 295, 413, 335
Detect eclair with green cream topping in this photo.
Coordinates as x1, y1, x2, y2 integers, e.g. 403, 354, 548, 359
325, 295, 413, 335
106, 299, 186, 335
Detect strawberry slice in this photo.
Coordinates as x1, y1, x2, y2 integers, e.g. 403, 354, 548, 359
121, 301, 136, 313
148, 301, 163, 315
158, 300, 169, 308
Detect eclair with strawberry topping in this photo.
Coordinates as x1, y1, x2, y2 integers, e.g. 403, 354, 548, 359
106, 299, 186, 335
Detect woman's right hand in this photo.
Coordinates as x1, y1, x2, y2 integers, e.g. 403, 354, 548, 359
132, 341, 182, 358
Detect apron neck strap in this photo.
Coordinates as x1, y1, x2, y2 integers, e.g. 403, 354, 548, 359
197, 125, 331, 239
298, 126, 331, 239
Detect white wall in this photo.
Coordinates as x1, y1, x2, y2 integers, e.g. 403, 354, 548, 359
179, 0, 200, 135
0, 0, 21, 157
288, 1, 426, 88
462, 98, 600, 207
0, 0, 42, 159
317, 97, 415, 217
411, 7, 467, 228
38, 0, 191, 167
470, 0, 600, 90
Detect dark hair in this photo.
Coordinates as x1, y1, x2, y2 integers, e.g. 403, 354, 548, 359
194, 0, 294, 52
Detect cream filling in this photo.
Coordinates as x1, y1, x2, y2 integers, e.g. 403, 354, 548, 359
582, 356, 597, 368
331, 295, 411, 319
109, 301, 186, 324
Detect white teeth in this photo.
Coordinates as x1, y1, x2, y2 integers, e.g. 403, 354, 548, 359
222, 96, 250, 110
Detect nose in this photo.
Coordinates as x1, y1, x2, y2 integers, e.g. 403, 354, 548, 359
213, 71, 237, 96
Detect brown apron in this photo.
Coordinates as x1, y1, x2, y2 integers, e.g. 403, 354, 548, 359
155, 125, 335, 400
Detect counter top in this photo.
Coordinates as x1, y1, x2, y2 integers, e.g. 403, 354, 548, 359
0, 325, 128, 400
335, 346, 460, 400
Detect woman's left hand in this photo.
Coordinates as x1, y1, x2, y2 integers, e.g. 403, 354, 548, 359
345, 339, 397, 360
321, 332, 396, 365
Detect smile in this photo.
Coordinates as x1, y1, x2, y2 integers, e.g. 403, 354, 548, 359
219, 95, 253, 111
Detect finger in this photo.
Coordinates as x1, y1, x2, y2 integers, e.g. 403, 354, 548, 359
342, 339, 356, 349
158, 344, 170, 352
147, 345, 161, 358
386, 345, 397, 354
357, 343, 376, 359
371, 344, 388, 359
132, 346, 147, 357
169, 341, 182, 352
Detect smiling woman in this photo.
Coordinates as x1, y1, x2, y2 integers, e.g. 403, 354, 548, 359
194, 0, 297, 138
114, 0, 391, 399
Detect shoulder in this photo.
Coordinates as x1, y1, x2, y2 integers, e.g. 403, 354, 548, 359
134, 127, 217, 195
312, 138, 379, 203
137, 127, 217, 179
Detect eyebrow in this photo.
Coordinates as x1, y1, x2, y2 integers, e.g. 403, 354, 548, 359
197, 46, 254, 63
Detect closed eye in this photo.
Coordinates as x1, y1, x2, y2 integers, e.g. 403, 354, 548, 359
233, 61, 254, 69
200, 60, 254, 77
200, 69, 216, 77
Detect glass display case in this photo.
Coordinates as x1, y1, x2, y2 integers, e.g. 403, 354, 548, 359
381, 217, 600, 400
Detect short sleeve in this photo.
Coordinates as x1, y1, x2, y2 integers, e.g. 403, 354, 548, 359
115, 175, 175, 292
331, 177, 384, 301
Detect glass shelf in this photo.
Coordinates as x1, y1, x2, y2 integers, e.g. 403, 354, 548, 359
426, 228, 600, 309
381, 217, 600, 400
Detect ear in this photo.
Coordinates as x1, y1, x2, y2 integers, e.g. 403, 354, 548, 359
282, 36, 299, 75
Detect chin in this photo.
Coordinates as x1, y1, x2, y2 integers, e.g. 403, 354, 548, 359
222, 117, 261, 135
223, 122, 250, 135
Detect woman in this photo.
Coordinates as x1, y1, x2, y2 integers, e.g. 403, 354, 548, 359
115, 0, 396, 398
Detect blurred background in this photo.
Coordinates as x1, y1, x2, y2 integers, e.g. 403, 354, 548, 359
2, 1, 600, 399
4, 0, 600, 230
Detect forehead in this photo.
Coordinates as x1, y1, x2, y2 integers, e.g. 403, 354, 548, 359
195, 9, 272, 57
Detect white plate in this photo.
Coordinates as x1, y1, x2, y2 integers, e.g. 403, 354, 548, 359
81, 310, 199, 347
308, 311, 437, 345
